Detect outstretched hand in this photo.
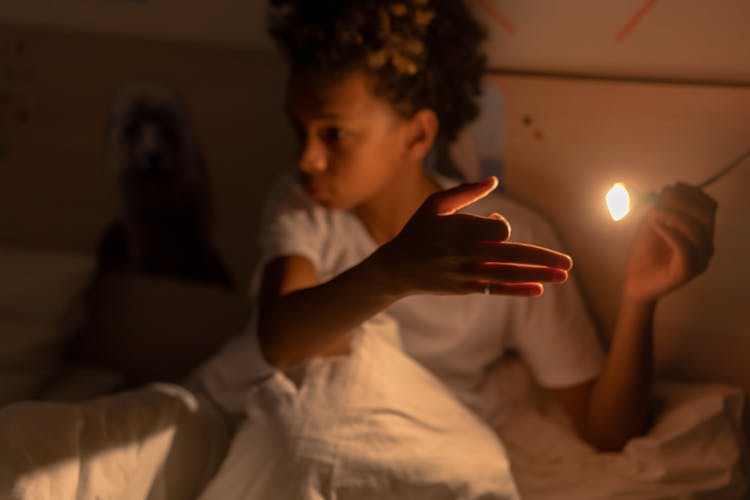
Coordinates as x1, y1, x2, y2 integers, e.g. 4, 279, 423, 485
374, 177, 573, 297
624, 183, 717, 303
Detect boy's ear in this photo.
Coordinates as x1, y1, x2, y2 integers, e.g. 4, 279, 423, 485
405, 108, 439, 163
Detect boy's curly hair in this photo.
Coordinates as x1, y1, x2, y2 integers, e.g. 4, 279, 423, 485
269, 0, 486, 144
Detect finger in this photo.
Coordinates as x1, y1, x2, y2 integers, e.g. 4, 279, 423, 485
427, 177, 498, 216
469, 281, 544, 297
468, 263, 569, 284
659, 185, 716, 227
470, 242, 573, 271
450, 213, 511, 242
650, 218, 703, 275
488, 212, 512, 239
652, 207, 713, 262
674, 183, 718, 212
665, 185, 718, 223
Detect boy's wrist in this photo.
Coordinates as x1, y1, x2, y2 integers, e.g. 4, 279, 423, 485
617, 294, 657, 335
364, 245, 413, 301
621, 293, 657, 314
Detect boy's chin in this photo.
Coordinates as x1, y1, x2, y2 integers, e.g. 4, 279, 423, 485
313, 194, 360, 212
314, 198, 346, 211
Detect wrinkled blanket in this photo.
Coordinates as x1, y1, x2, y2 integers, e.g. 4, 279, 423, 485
1, 314, 747, 500
0, 384, 229, 500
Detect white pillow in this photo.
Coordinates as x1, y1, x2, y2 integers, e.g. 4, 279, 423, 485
0, 247, 96, 406
445, 80, 507, 184
198, 314, 520, 500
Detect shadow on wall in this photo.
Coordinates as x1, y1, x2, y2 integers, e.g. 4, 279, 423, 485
98, 80, 232, 288
65, 80, 251, 388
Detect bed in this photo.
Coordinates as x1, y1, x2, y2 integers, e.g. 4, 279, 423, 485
1, 308, 747, 499
0, 244, 243, 499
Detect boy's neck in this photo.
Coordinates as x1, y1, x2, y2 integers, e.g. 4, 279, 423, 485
352, 166, 440, 246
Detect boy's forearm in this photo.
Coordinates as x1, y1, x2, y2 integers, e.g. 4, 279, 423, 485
584, 297, 656, 451
258, 250, 404, 368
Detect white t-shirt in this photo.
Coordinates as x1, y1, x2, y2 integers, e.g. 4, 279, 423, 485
251, 173, 604, 402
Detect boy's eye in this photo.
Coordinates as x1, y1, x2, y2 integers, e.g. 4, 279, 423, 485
291, 121, 306, 141
322, 127, 345, 143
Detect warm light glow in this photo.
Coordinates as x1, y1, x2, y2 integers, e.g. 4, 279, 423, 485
606, 183, 631, 221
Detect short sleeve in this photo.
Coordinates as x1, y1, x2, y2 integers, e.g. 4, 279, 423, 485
506, 213, 605, 389
256, 174, 328, 274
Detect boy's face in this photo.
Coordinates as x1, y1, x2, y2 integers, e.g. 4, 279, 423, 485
285, 70, 416, 211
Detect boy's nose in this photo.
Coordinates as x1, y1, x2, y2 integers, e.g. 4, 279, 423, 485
299, 139, 328, 174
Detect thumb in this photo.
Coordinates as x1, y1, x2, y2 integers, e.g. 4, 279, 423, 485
427, 177, 499, 216
489, 212, 512, 239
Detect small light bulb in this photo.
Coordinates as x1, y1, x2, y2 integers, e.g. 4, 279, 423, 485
606, 182, 631, 221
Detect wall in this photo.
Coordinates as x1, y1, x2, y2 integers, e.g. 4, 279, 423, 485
1, 1, 748, 84
0, 0, 270, 50
492, 74, 750, 390
475, 0, 750, 83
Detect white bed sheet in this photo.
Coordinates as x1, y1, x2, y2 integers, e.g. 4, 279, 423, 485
1, 316, 746, 500
198, 313, 520, 500
0, 384, 229, 500
472, 354, 749, 499
197, 313, 748, 499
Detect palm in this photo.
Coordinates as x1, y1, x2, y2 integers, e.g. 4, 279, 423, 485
623, 184, 716, 302
625, 218, 687, 301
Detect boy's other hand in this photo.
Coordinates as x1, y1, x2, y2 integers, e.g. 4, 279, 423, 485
624, 183, 717, 303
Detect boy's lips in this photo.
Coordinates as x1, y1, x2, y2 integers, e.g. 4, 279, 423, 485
305, 182, 328, 199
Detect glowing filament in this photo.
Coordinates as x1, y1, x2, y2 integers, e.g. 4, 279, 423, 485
606, 183, 631, 221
